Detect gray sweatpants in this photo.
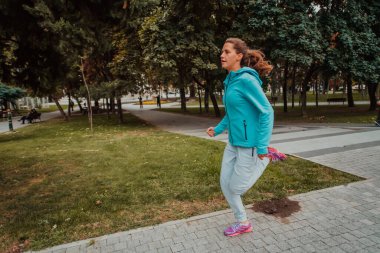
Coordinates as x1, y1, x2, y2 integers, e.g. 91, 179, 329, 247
220, 142, 270, 222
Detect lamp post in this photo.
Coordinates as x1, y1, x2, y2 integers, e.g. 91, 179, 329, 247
7, 109, 13, 131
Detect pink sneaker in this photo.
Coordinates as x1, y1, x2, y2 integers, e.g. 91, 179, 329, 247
224, 222, 253, 237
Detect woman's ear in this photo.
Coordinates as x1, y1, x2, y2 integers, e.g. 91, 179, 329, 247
237, 53, 243, 62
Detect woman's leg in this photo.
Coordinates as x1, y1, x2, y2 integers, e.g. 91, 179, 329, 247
227, 147, 270, 222
220, 143, 237, 213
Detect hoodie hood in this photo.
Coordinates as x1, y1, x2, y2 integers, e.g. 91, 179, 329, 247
224, 67, 262, 87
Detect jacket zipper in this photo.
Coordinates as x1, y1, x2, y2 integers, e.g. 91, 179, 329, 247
243, 120, 247, 140
225, 74, 233, 144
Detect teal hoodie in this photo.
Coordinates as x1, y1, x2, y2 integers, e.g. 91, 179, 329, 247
214, 67, 274, 154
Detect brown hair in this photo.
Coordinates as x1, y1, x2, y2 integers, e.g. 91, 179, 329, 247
225, 38, 273, 77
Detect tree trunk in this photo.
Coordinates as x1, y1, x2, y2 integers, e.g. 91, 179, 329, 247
283, 61, 289, 112
204, 85, 210, 113
323, 76, 329, 95
86, 97, 93, 129
106, 98, 110, 119
189, 84, 196, 98
205, 49, 220, 117
52, 97, 68, 121
110, 96, 115, 114
117, 97, 123, 123
80, 57, 93, 132
343, 82, 346, 94
301, 63, 316, 117
315, 76, 319, 107
333, 79, 337, 94
197, 85, 202, 113
180, 87, 186, 111
193, 76, 205, 113
346, 73, 354, 107
367, 81, 379, 111
291, 65, 296, 108
179, 67, 187, 111
4, 100, 8, 110
208, 78, 220, 117
93, 99, 99, 114
67, 93, 72, 117
11, 101, 19, 114
74, 96, 83, 112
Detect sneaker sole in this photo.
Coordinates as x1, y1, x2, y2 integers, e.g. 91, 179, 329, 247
224, 227, 253, 237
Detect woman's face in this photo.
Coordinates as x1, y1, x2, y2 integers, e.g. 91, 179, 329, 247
220, 42, 243, 72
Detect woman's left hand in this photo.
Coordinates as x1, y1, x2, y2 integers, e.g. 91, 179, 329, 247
257, 154, 267, 160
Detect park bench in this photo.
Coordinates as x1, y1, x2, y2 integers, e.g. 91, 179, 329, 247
19, 110, 41, 124
82, 106, 102, 115
31, 112, 41, 122
327, 98, 346, 104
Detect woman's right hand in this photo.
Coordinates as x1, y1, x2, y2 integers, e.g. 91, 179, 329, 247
206, 127, 215, 137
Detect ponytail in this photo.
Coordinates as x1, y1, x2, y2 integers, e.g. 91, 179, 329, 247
245, 49, 273, 77
225, 38, 273, 77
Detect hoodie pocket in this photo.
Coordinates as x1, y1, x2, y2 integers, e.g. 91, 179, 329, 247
243, 120, 247, 141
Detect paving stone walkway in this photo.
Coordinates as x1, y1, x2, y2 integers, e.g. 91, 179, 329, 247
25, 105, 380, 253
0, 110, 69, 133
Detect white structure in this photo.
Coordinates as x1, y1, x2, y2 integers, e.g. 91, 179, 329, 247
17, 97, 49, 109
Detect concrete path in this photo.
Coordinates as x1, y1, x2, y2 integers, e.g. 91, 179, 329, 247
22, 104, 380, 253
0, 110, 65, 134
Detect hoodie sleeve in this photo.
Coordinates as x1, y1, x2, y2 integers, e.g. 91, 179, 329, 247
214, 113, 229, 136
242, 77, 274, 154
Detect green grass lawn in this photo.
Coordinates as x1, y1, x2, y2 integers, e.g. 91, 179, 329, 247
159, 104, 377, 124
274, 104, 377, 123
39, 104, 69, 113
271, 91, 369, 103
0, 113, 363, 251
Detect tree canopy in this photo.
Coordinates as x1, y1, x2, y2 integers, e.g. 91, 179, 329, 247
0, 0, 379, 119
0, 82, 25, 110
